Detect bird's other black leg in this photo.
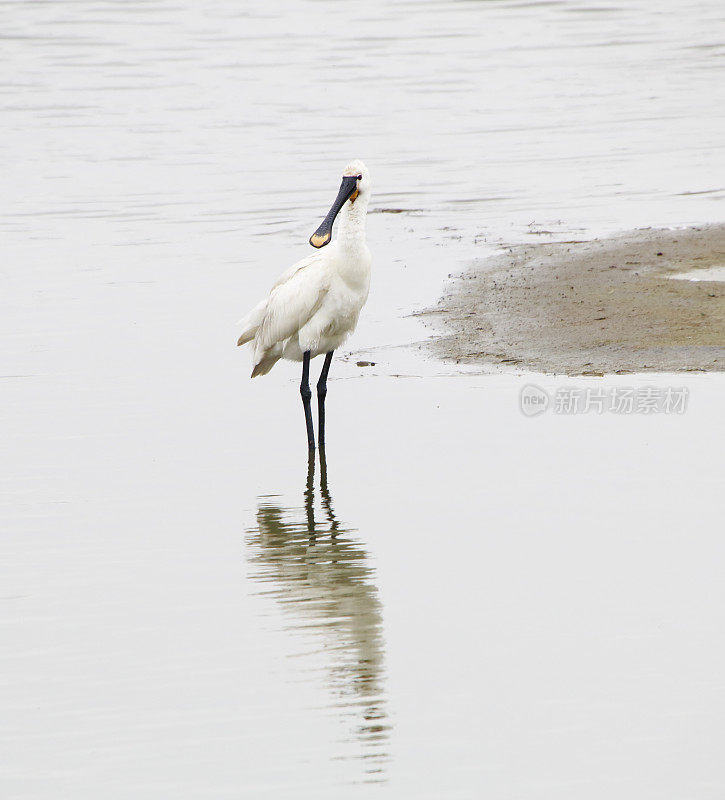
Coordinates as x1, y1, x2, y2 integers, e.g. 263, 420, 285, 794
316, 351, 334, 450
300, 351, 315, 451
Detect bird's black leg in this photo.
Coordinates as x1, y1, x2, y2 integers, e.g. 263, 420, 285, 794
300, 351, 315, 450
316, 351, 334, 449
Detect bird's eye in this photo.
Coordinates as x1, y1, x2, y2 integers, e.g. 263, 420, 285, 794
356, 174, 362, 180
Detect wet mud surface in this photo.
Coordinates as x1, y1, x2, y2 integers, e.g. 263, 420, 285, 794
427, 225, 725, 374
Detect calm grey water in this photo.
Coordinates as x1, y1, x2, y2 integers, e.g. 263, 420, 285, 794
2, 0, 725, 797
247, 453, 389, 780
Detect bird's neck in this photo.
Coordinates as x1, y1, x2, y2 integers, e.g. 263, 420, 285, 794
336, 196, 368, 250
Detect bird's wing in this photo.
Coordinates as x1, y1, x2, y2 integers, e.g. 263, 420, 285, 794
236, 297, 268, 345
237, 253, 323, 345
270, 252, 318, 290
254, 254, 330, 353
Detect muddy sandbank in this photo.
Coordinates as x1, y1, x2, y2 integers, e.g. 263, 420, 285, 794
424, 224, 725, 375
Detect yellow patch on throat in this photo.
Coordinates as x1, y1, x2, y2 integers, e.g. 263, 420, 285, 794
349, 188, 359, 204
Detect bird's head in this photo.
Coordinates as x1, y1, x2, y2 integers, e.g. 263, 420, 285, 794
309, 160, 370, 249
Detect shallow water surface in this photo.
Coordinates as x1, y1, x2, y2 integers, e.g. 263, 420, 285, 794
2, 0, 725, 797
246, 453, 390, 782
670, 265, 725, 281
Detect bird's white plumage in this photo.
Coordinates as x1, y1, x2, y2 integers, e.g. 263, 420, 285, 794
237, 160, 372, 377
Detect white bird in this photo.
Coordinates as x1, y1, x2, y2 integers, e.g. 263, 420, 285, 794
237, 159, 372, 450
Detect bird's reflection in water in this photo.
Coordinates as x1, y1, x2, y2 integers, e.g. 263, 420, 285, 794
246, 450, 390, 781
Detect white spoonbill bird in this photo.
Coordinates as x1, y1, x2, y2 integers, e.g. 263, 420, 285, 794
237, 159, 372, 450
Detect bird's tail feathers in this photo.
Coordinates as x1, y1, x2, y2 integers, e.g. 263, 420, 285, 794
251, 354, 279, 378
251, 342, 282, 378
237, 328, 257, 347
236, 300, 267, 347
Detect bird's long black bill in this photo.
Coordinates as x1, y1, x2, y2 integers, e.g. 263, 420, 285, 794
309, 176, 358, 248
